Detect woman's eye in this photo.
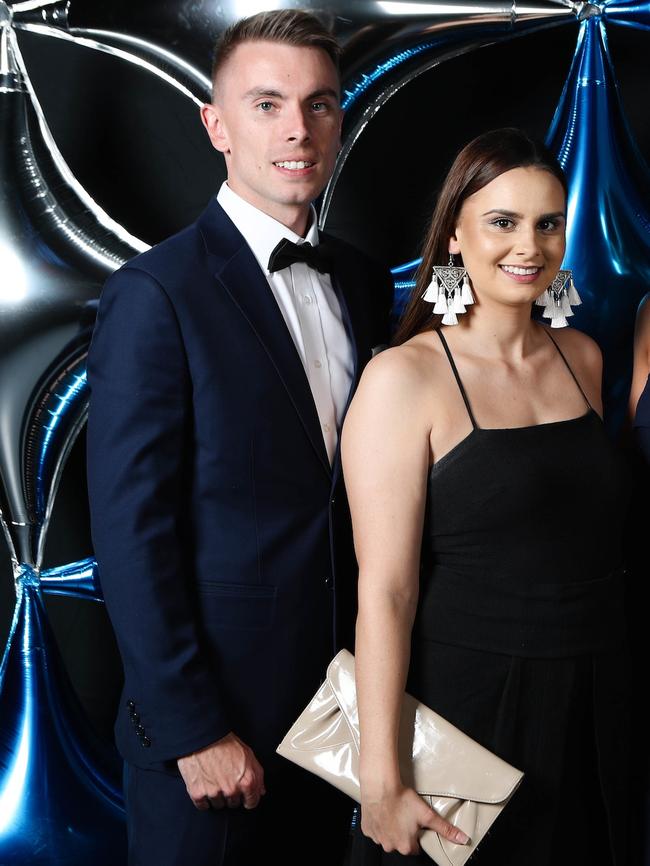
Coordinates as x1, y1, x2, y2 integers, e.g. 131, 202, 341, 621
491, 218, 514, 229
539, 219, 560, 231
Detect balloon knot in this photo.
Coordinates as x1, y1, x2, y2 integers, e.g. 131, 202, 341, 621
14, 563, 41, 589
0, 2, 13, 27
576, 2, 603, 20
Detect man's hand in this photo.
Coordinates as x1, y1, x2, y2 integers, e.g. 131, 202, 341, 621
177, 732, 266, 811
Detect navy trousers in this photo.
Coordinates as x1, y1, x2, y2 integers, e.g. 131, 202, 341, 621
124, 761, 353, 866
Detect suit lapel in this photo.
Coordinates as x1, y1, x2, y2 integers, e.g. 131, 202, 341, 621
199, 200, 331, 478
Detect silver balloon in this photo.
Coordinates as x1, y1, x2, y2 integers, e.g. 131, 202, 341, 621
10, 1, 581, 119
8, 1, 583, 228
322, 0, 579, 222
9, 0, 579, 69
0, 4, 151, 859
0, 5, 145, 570
12, 0, 211, 106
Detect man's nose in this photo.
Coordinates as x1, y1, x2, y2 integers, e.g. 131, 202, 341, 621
285, 105, 311, 142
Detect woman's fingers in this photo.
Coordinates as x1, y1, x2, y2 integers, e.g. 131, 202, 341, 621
422, 809, 470, 846
361, 787, 471, 855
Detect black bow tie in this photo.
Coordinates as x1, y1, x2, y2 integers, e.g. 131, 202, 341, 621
267, 238, 332, 274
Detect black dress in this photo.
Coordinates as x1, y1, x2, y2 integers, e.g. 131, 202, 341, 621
351, 329, 630, 866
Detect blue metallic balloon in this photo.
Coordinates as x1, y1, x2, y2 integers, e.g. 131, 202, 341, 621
0, 570, 124, 865
604, 0, 650, 31
545, 11, 650, 432
323, 0, 578, 223
40, 557, 104, 602
0, 7, 143, 861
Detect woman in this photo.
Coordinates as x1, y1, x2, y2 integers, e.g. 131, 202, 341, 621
342, 129, 629, 866
630, 293, 650, 459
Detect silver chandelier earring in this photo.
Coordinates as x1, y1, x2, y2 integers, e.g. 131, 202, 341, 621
422, 254, 474, 326
535, 269, 581, 328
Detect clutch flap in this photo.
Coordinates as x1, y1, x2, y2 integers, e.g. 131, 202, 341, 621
325, 650, 360, 746
327, 650, 523, 806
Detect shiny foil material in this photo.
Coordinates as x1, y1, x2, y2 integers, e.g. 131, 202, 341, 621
0, 4, 142, 860
603, 0, 650, 30
10, 0, 581, 100
546, 5, 650, 431
0, 573, 124, 864
0, 9, 144, 571
2, 0, 649, 861
278, 650, 523, 866
10, 1, 579, 221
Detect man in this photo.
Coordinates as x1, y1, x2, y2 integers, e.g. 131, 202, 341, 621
86, 9, 392, 866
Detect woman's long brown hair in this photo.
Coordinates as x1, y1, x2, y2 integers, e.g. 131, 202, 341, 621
392, 128, 568, 346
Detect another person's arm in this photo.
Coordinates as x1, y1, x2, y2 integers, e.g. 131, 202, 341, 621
87, 267, 264, 810
341, 349, 468, 856
629, 295, 650, 462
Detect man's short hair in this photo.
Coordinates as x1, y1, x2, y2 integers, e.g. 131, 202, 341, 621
211, 9, 340, 94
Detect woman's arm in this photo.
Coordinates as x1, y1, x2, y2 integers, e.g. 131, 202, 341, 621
341, 348, 469, 856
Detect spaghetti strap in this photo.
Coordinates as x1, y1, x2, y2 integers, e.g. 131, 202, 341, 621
436, 329, 478, 430
543, 330, 593, 410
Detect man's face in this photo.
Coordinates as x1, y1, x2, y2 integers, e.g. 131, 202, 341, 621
202, 40, 342, 232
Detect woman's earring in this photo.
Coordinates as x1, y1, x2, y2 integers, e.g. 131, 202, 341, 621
422, 254, 474, 326
535, 269, 581, 328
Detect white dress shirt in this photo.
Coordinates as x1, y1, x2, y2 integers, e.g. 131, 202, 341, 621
217, 183, 354, 464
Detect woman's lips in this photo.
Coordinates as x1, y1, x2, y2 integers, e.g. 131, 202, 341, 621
499, 264, 542, 284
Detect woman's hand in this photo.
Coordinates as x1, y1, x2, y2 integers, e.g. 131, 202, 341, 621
361, 783, 469, 856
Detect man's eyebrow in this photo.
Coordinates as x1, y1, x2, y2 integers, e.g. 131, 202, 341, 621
242, 87, 283, 100
241, 87, 340, 101
306, 88, 339, 101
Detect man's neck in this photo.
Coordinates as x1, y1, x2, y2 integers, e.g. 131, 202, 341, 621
225, 182, 312, 237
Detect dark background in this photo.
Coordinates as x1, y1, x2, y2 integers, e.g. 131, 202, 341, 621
1, 20, 648, 743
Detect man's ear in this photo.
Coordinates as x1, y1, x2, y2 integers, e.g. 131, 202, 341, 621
200, 103, 230, 154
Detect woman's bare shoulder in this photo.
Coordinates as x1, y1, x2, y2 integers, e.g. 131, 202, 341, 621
541, 323, 602, 370
359, 334, 444, 393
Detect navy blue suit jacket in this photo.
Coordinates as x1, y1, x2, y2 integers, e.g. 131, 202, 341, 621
86, 198, 392, 771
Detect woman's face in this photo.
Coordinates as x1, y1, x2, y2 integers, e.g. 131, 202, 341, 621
449, 166, 566, 307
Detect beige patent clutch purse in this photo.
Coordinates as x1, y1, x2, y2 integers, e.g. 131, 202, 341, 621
277, 650, 524, 866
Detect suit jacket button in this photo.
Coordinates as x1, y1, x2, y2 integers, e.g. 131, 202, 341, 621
141, 736, 151, 748
324, 575, 332, 587
126, 700, 136, 710
136, 724, 145, 735
130, 712, 140, 724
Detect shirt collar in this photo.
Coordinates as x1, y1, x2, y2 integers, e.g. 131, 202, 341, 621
217, 182, 319, 275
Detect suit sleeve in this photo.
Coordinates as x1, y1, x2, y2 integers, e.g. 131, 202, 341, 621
365, 256, 394, 347
378, 262, 395, 345
86, 266, 231, 763
634, 427, 650, 466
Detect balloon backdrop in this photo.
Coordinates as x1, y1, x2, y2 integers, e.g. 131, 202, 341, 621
1, 0, 649, 862
546, 3, 650, 430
